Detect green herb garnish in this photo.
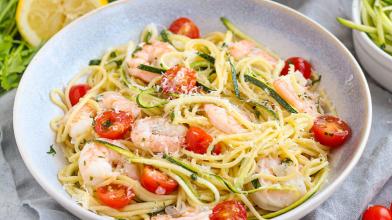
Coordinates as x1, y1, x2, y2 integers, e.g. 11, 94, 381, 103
89, 59, 101, 66
109, 51, 117, 58
47, 145, 56, 156
102, 120, 112, 128
131, 46, 142, 57
311, 75, 322, 85
251, 179, 261, 189
281, 158, 293, 165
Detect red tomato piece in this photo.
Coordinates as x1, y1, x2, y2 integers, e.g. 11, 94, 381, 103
96, 184, 135, 209
185, 126, 221, 155
161, 65, 197, 94
140, 166, 178, 195
94, 110, 133, 140
280, 57, 312, 79
168, 17, 200, 39
362, 205, 392, 220
210, 200, 247, 220
311, 115, 351, 148
212, 142, 223, 155
69, 84, 91, 106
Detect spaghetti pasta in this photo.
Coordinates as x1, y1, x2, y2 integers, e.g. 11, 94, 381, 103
50, 18, 336, 220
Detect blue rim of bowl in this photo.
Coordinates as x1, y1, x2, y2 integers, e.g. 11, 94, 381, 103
13, 0, 372, 219
352, 0, 392, 65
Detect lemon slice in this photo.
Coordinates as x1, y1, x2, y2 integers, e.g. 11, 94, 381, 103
16, 0, 108, 47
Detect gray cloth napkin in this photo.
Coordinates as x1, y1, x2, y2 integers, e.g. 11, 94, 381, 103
1, 0, 392, 219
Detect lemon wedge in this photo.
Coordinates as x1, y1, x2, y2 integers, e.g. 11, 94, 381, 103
16, 0, 108, 47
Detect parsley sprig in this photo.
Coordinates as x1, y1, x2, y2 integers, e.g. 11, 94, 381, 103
0, 0, 37, 95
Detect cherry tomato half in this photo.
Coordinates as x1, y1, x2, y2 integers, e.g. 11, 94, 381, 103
185, 126, 221, 155
362, 205, 392, 220
96, 184, 135, 209
161, 65, 197, 94
69, 84, 91, 106
168, 17, 200, 39
94, 110, 133, 140
140, 165, 178, 195
311, 115, 351, 148
210, 200, 247, 220
280, 57, 312, 79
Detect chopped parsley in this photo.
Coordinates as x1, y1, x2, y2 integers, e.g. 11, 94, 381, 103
102, 119, 112, 128
109, 51, 117, 58
311, 75, 322, 85
281, 158, 293, 165
324, 132, 334, 137
251, 179, 261, 189
191, 173, 197, 181
47, 145, 56, 156
89, 59, 101, 66
112, 59, 123, 67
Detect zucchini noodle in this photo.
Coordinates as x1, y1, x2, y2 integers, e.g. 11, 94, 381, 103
51, 18, 333, 220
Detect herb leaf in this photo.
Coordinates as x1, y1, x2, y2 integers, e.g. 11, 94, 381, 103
251, 179, 262, 189
47, 145, 56, 156
89, 59, 101, 66
0, 0, 38, 94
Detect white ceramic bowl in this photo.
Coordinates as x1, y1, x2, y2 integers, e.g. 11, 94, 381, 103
353, 0, 392, 91
13, 0, 372, 219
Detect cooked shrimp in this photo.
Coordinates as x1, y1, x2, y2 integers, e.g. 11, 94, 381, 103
204, 104, 247, 134
250, 157, 307, 211
97, 91, 141, 118
229, 40, 278, 66
69, 103, 96, 140
273, 73, 318, 116
131, 117, 187, 153
78, 140, 139, 186
127, 40, 175, 82
69, 92, 140, 140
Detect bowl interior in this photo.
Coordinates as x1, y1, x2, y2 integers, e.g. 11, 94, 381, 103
14, 0, 371, 219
